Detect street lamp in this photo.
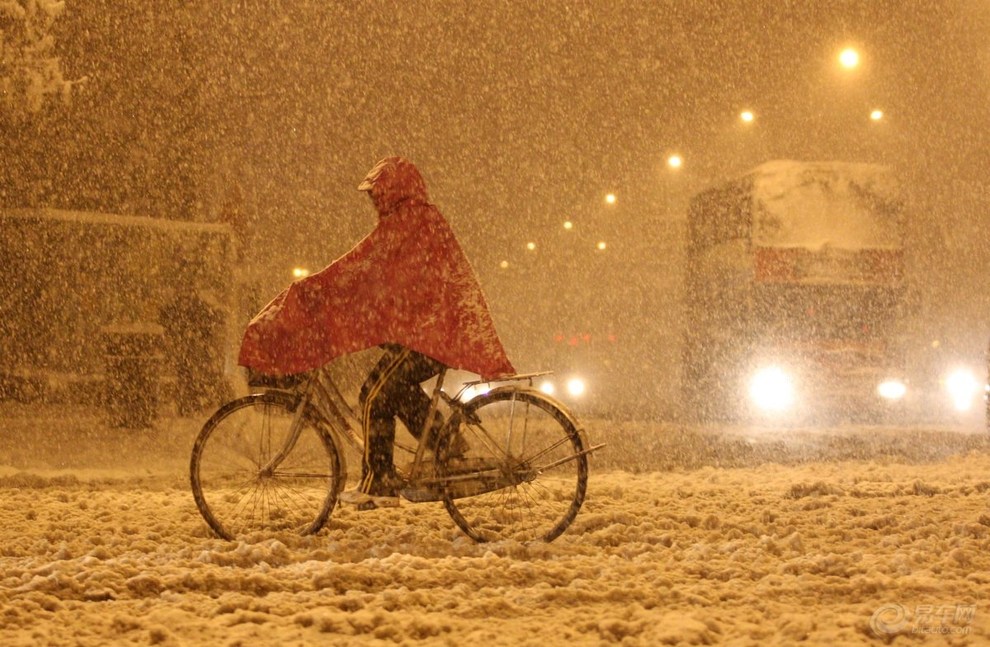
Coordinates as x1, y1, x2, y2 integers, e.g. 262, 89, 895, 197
605, 193, 617, 205
667, 154, 683, 170
838, 47, 860, 69
870, 109, 884, 121
740, 110, 755, 123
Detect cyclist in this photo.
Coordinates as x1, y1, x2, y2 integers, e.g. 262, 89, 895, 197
238, 156, 515, 509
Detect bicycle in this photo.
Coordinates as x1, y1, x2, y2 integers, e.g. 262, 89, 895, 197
189, 362, 604, 543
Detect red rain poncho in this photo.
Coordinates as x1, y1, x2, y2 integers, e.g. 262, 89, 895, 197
238, 157, 515, 380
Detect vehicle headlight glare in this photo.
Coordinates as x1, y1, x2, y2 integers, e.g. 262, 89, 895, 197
877, 379, 907, 401
748, 366, 795, 412
945, 368, 979, 412
460, 384, 490, 402
566, 378, 586, 398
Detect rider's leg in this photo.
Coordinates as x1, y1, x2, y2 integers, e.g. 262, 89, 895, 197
391, 357, 469, 459
355, 347, 465, 499
366, 349, 446, 446
356, 347, 409, 496
358, 417, 399, 496
391, 351, 445, 443
393, 378, 444, 448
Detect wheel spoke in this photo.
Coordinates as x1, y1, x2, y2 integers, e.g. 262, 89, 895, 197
190, 393, 342, 540
442, 389, 587, 543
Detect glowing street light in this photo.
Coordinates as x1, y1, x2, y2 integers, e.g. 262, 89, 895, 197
605, 193, 617, 205
563, 220, 574, 230
526, 242, 536, 251
870, 109, 884, 121
499, 260, 509, 269
838, 47, 860, 69
667, 154, 683, 169
292, 267, 310, 279
740, 110, 755, 123
596, 241, 607, 251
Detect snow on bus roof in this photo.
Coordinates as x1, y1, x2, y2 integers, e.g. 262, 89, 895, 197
745, 160, 903, 251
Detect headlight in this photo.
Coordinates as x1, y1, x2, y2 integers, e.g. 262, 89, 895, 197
539, 381, 555, 396
748, 366, 795, 412
945, 368, 980, 412
566, 377, 586, 398
877, 379, 907, 401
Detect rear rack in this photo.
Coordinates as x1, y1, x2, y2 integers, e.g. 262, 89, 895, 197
460, 371, 553, 387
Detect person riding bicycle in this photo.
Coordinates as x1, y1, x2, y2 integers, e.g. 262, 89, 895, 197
238, 156, 515, 509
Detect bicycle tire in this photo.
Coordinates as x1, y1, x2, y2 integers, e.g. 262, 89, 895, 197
438, 388, 588, 543
190, 392, 342, 540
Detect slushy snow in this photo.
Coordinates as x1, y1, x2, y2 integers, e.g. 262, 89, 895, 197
1, 404, 988, 645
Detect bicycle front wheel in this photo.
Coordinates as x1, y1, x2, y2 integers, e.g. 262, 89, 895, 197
438, 389, 588, 543
190, 392, 342, 540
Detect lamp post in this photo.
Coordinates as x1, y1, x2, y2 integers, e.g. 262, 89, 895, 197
661, 152, 684, 219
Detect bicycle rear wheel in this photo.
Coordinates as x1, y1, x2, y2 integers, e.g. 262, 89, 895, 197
438, 389, 588, 543
190, 392, 342, 540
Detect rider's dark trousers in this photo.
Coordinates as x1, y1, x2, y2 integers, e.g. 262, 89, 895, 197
358, 345, 445, 495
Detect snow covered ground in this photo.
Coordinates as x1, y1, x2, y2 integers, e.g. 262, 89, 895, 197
2, 404, 989, 645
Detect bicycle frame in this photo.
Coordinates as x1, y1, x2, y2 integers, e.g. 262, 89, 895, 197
257, 365, 587, 495
255, 365, 449, 481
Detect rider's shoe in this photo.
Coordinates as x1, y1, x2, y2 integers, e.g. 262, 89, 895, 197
340, 489, 401, 509
357, 496, 401, 511
340, 470, 402, 509
339, 489, 373, 504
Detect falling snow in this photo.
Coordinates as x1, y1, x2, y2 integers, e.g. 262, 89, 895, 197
2, 2, 990, 645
